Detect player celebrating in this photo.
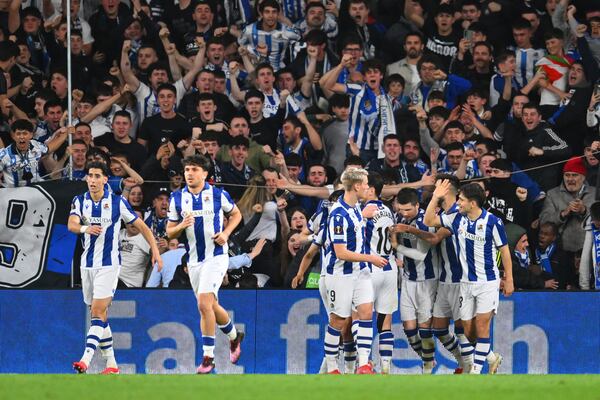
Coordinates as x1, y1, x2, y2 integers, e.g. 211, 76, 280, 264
166, 155, 244, 374
392, 188, 442, 374
68, 162, 163, 374
322, 168, 387, 374
423, 181, 514, 374
362, 172, 399, 374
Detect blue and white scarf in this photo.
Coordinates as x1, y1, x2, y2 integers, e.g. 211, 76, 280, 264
358, 85, 395, 159
514, 250, 530, 269
535, 242, 556, 274
591, 224, 600, 289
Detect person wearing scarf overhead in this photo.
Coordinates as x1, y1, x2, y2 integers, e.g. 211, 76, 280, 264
580, 202, 600, 290
320, 56, 395, 163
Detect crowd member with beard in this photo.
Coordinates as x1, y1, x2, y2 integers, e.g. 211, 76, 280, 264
486, 158, 531, 227
386, 32, 424, 96
533, 222, 578, 290
450, 41, 494, 90
540, 157, 597, 256
516, 103, 571, 192
504, 222, 559, 290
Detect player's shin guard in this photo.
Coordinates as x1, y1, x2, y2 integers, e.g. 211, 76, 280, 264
343, 341, 357, 374
419, 328, 435, 363
432, 328, 462, 366
218, 318, 238, 341
403, 328, 422, 357
356, 320, 373, 367
455, 327, 474, 370
99, 322, 117, 369
81, 318, 107, 365
202, 335, 216, 358
379, 330, 394, 373
472, 337, 491, 374
324, 325, 341, 372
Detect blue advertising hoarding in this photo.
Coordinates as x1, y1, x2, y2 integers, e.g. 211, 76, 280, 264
0, 290, 598, 374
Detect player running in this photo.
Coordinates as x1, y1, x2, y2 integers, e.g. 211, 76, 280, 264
424, 181, 514, 374
362, 172, 399, 374
166, 155, 244, 374
68, 162, 163, 374
322, 168, 387, 374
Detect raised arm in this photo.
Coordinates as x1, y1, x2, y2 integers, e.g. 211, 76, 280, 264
423, 179, 451, 228
120, 40, 141, 92
319, 54, 351, 94
298, 112, 322, 151
228, 61, 246, 103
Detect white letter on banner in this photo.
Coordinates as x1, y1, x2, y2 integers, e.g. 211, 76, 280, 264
146, 322, 196, 374
281, 298, 321, 374
494, 301, 549, 374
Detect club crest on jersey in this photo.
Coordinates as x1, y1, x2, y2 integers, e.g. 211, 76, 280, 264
103, 203, 109, 209
204, 195, 210, 202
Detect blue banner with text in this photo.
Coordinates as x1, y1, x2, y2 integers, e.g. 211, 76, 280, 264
0, 290, 598, 374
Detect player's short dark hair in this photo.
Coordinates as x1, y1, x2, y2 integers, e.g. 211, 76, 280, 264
367, 172, 384, 197
396, 188, 419, 205
43, 98, 63, 114
230, 135, 249, 149
344, 155, 366, 168
113, 109, 132, 122
590, 202, 600, 221
446, 141, 465, 153
182, 154, 212, 172
285, 152, 303, 167
544, 28, 564, 42
435, 173, 460, 194
329, 93, 350, 109
304, 29, 327, 46
86, 161, 110, 177
157, 83, 177, 96
459, 183, 486, 207
245, 88, 265, 102
11, 119, 34, 133
259, 0, 280, 13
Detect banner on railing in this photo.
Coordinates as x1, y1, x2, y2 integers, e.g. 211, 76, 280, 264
0, 181, 85, 288
0, 290, 598, 374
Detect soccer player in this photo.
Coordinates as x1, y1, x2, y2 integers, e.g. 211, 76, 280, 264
392, 188, 443, 374
68, 162, 163, 374
423, 181, 514, 374
166, 155, 244, 374
362, 172, 398, 374
321, 168, 387, 374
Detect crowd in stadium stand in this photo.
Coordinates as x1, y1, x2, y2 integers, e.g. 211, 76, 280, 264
0, 0, 599, 290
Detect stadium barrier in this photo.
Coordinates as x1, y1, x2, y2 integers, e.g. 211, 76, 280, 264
0, 290, 598, 374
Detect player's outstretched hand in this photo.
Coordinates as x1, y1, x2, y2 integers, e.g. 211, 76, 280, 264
213, 231, 229, 246
432, 179, 450, 199
503, 278, 514, 297
291, 274, 303, 289
86, 225, 103, 236
370, 255, 388, 268
153, 252, 164, 272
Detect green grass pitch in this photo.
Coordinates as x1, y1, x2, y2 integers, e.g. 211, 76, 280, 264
2, 375, 600, 400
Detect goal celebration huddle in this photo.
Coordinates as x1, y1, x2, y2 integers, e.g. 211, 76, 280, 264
67, 154, 513, 375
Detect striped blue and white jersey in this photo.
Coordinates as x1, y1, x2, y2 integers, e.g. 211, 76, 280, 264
364, 200, 396, 273
346, 83, 396, 151
0, 142, 49, 187
168, 183, 235, 265
397, 209, 438, 281
438, 203, 462, 283
70, 191, 139, 268
440, 208, 507, 282
133, 79, 187, 123
262, 88, 301, 118
323, 198, 366, 275
510, 47, 546, 88
238, 21, 301, 71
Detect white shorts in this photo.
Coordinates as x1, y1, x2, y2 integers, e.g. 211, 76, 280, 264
324, 269, 373, 318
432, 282, 461, 320
371, 270, 399, 315
400, 279, 438, 322
459, 280, 500, 321
319, 275, 330, 315
189, 254, 228, 298
81, 267, 121, 305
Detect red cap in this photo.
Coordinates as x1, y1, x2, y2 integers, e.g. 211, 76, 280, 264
563, 157, 587, 176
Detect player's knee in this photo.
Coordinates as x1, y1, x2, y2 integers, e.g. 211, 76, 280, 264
197, 293, 215, 314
